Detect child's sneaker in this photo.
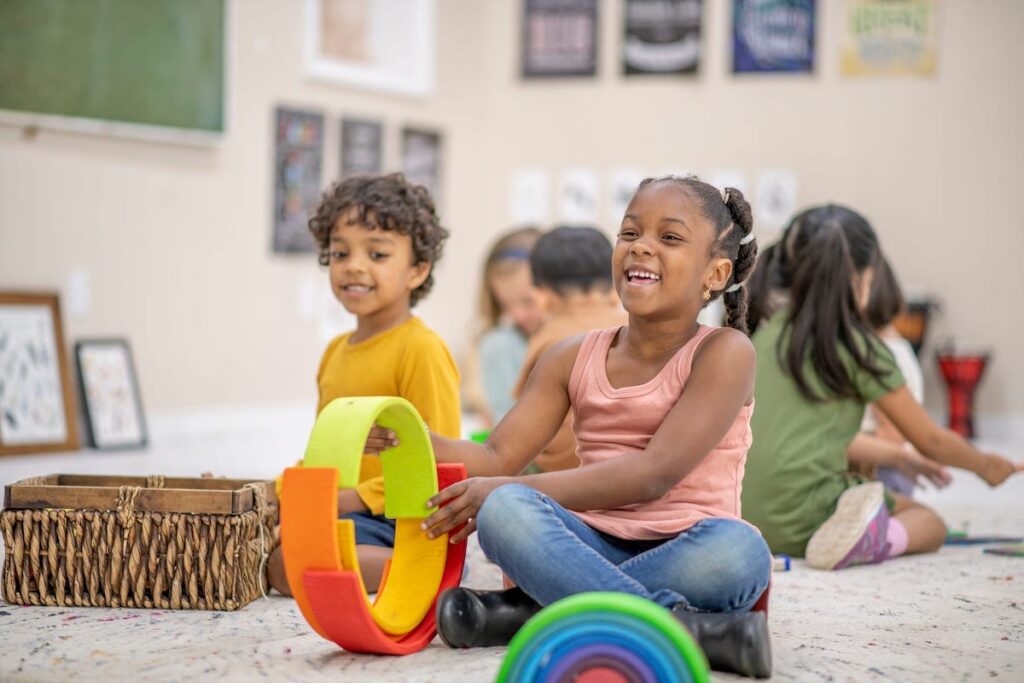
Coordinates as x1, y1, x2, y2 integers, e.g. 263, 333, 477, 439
805, 482, 891, 570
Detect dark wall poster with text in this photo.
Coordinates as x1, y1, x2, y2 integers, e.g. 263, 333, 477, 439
623, 0, 703, 75
401, 128, 442, 206
272, 107, 323, 254
733, 0, 816, 74
340, 118, 383, 178
522, 0, 598, 78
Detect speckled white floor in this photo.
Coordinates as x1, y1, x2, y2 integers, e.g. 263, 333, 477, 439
2, 404, 1022, 681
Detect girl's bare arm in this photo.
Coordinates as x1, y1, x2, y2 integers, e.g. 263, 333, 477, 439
428, 336, 583, 477
876, 386, 1022, 486
423, 328, 756, 540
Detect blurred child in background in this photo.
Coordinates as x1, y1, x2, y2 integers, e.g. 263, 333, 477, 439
465, 228, 545, 427
850, 254, 950, 496
514, 225, 627, 472
743, 205, 1021, 570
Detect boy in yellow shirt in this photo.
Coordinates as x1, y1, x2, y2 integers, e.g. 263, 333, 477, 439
268, 173, 460, 595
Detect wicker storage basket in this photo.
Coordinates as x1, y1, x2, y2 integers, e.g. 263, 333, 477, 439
1, 474, 276, 610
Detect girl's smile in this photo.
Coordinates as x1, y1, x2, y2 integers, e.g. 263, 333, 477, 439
614, 182, 711, 315
624, 266, 662, 286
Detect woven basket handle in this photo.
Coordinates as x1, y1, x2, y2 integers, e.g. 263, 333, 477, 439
117, 486, 142, 527
245, 482, 267, 518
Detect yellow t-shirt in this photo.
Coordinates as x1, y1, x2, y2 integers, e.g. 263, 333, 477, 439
284, 316, 461, 515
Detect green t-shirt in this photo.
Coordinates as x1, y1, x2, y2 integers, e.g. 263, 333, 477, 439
742, 312, 904, 556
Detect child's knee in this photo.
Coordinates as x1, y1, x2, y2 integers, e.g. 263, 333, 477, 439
476, 483, 536, 554
915, 505, 947, 550
478, 483, 532, 525
701, 522, 770, 595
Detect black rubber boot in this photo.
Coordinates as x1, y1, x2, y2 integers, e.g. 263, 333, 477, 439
670, 608, 772, 679
436, 587, 543, 648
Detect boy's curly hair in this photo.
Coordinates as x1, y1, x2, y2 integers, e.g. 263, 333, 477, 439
308, 173, 449, 306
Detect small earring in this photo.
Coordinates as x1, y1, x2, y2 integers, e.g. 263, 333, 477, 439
702, 287, 711, 302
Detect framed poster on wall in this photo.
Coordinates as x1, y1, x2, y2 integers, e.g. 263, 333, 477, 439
272, 107, 324, 254
841, 0, 938, 76
622, 0, 703, 75
522, 0, 599, 78
340, 117, 384, 178
733, 0, 815, 74
401, 128, 443, 203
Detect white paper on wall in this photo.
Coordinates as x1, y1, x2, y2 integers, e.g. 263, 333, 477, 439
607, 167, 647, 229
705, 169, 749, 197
755, 169, 799, 231
557, 167, 600, 224
508, 168, 551, 226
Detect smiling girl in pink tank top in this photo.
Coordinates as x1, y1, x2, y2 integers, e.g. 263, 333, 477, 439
569, 324, 753, 540
413, 177, 774, 677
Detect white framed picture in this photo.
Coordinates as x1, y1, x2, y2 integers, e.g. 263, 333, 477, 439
305, 0, 435, 96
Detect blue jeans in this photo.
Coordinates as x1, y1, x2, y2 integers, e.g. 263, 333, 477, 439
341, 511, 396, 547
476, 484, 771, 612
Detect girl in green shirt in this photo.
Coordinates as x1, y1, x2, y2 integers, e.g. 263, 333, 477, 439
742, 205, 1021, 569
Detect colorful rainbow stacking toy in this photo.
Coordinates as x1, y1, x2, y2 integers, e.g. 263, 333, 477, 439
498, 592, 711, 682
279, 396, 467, 654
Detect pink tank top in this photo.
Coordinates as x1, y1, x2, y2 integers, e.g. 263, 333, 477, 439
568, 326, 754, 540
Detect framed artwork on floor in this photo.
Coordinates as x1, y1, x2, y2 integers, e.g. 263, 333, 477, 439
0, 292, 79, 456
74, 339, 147, 450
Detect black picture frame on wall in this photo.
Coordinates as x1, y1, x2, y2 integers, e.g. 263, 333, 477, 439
622, 0, 703, 76
74, 339, 148, 450
522, 0, 599, 78
401, 127, 443, 206
340, 117, 384, 178
272, 106, 324, 254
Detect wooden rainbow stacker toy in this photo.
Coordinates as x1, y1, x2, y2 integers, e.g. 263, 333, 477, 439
279, 396, 466, 655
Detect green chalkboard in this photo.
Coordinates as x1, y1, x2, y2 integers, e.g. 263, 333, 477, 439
0, 0, 225, 136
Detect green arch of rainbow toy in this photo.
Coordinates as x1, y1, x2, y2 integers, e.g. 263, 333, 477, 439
498, 592, 711, 682
280, 396, 467, 654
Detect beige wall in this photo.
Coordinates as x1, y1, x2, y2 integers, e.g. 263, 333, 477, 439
0, 0, 493, 412
2, 0, 1023, 417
